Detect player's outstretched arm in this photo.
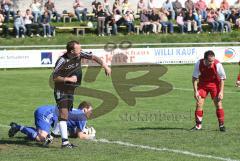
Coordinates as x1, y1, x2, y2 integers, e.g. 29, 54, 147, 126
92, 55, 111, 76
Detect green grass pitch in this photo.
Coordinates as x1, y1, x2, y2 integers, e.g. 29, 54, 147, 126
0, 64, 239, 161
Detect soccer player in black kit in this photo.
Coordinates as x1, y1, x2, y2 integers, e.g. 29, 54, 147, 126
52, 40, 111, 148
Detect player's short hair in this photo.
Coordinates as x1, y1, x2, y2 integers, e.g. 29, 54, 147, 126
204, 50, 215, 60
78, 101, 92, 109
66, 40, 80, 53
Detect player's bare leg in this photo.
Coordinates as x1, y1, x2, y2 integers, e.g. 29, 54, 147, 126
213, 98, 225, 132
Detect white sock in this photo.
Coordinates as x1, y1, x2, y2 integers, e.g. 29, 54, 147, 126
59, 121, 69, 144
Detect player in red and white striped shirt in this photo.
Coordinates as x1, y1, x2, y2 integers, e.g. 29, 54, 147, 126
191, 50, 226, 132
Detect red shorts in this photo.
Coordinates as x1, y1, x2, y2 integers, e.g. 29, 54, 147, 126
198, 85, 220, 99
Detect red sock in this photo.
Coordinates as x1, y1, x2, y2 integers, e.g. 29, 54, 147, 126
216, 109, 224, 126
195, 110, 203, 127
237, 74, 240, 81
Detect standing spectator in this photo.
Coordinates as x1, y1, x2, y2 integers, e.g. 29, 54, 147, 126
216, 8, 231, 32
122, 0, 131, 14
150, 9, 161, 33
220, 0, 231, 20
1, 0, 15, 23
30, 0, 42, 23
208, 0, 218, 11
124, 10, 135, 34
24, 9, 34, 37
195, 0, 207, 21
185, 9, 198, 32
172, 0, 183, 19
41, 11, 51, 37
162, 0, 175, 20
73, 0, 87, 22
159, 8, 174, 33
44, 0, 60, 22
233, 0, 240, 10
191, 50, 226, 132
176, 12, 186, 33
207, 8, 219, 33
96, 4, 106, 36
14, 10, 26, 38
113, 0, 121, 14
137, 0, 146, 14
103, 0, 112, 16
185, 0, 194, 12
92, 0, 101, 15
148, 0, 154, 10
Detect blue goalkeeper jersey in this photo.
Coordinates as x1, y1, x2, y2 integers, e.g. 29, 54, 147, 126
67, 108, 87, 132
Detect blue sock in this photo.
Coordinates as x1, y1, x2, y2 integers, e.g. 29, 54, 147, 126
20, 126, 38, 140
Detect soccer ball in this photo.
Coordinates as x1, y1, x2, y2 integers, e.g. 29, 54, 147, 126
236, 81, 240, 87
83, 126, 96, 135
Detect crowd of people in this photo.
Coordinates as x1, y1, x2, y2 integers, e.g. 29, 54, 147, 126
1, 0, 240, 37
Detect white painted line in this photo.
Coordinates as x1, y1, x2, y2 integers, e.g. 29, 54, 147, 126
0, 124, 10, 128
94, 138, 239, 161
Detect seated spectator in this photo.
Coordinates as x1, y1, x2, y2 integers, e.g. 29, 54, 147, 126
44, 0, 60, 22
113, 0, 121, 14
41, 11, 51, 37
109, 9, 122, 35
185, 9, 198, 32
92, 0, 101, 15
1, 0, 15, 23
122, 0, 131, 14
159, 8, 174, 33
206, 8, 219, 32
229, 8, 240, 28
195, 0, 207, 21
233, 0, 240, 9
124, 10, 135, 34
0, 9, 9, 37
173, 0, 183, 19
139, 9, 152, 34
30, 0, 42, 23
220, 0, 231, 20
184, 0, 194, 12
24, 9, 34, 37
162, 0, 175, 20
103, 0, 112, 15
137, 0, 146, 14
176, 12, 186, 33
207, 0, 218, 11
150, 9, 162, 33
96, 4, 106, 36
193, 9, 203, 32
14, 10, 26, 38
73, 0, 87, 22
148, 0, 154, 10
216, 8, 231, 32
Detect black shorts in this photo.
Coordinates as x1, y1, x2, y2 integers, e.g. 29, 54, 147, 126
54, 89, 74, 110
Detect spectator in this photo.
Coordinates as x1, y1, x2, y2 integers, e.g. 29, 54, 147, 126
185, 0, 194, 12
73, 0, 87, 22
137, 0, 146, 14
14, 10, 26, 38
159, 8, 174, 33
103, 0, 112, 15
185, 9, 198, 32
1, 0, 15, 23
150, 9, 161, 33
229, 8, 240, 27
113, 0, 121, 14
193, 9, 203, 33
139, 9, 152, 34
208, 0, 218, 11
110, 9, 122, 35
172, 0, 183, 19
220, 0, 231, 20
207, 8, 219, 33
124, 10, 135, 34
96, 4, 106, 36
24, 9, 34, 37
216, 8, 231, 32
162, 0, 175, 20
44, 0, 60, 22
30, 0, 42, 23
195, 0, 207, 21
92, 0, 101, 15
41, 11, 51, 37
148, 0, 154, 10
176, 11, 186, 33
233, 0, 240, 9
122, 0, 131, 14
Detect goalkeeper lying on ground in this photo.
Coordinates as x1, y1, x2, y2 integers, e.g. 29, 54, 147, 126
8, 101, 96, 146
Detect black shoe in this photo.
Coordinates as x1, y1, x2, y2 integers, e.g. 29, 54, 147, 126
8, 122, 19, 137
219, 125, 226, 132
61, 143, 77, 149
190, 125, 201, 131
43, 134, 54, 147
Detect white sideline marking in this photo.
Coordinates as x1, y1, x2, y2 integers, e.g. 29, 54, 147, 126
94, 138, 239, 161
0, 124, 10, 128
